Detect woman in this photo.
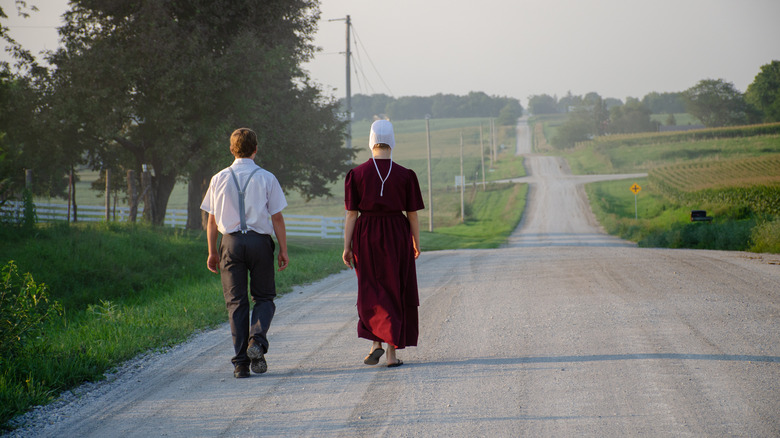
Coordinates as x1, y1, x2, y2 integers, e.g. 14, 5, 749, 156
343, 120, 424, 368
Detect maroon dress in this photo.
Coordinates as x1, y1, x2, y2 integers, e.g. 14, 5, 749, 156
345, 159, 425, 348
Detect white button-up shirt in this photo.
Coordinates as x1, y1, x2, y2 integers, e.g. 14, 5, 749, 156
200, 158, 287, 235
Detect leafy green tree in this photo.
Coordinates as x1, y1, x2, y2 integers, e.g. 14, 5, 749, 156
557, 91, 583, 113
746, 60, 780, 123
528, 94, 558, 115
642, 91, 686, 114
608, 99, 660, 134
349, 93, 522, 121
603, 97, 623, 110
430, 94, 458, 118
682, 79, 749, 127
48, 0, 352, 226
386, 95, 433, 120
551, 94, 609, 148
496, 100, 522, 126
551, 108, 592, 149
351, 93, 393, 121
1, 3, 74, 203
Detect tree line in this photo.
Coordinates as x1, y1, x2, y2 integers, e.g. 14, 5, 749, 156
348, 92, 523, 125
1, 1, 354, 228
529, 60, 780, 149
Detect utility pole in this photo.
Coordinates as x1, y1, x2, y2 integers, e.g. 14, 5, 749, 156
460, 131, 465, 223
345, 15, 351, 150
491, 118, 497, 165
425, 115, 433, 232
488, 119, 494, 168
479, 123, 486, 191
329, 15, 352, 149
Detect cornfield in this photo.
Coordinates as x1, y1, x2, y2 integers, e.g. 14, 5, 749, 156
649, 154, 780, 216
590, 122, 780, 150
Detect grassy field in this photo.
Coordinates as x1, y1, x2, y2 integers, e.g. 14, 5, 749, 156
586, 177, 778, 252
554, 124, 780, 253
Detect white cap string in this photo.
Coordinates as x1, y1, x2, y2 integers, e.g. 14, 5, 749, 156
371, 151, 393, 196
368, 120, 395, 197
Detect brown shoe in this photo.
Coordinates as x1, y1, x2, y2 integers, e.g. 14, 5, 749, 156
234, 364, 250, 378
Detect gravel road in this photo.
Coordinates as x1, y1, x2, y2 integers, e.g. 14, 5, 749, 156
6, 119, 779, 437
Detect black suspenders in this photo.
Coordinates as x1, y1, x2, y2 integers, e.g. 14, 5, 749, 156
229, 167, 260, 234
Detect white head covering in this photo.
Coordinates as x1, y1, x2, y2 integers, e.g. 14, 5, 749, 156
369, 120, 395, 150
368, 120, 394, 196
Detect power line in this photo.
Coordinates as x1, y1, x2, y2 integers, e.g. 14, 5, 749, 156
350, 24, 393, 96
351, 39, 375, 95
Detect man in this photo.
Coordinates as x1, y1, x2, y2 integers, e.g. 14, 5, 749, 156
201, 128, 289, 378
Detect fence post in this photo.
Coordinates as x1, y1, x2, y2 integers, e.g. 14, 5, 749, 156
127, 169, 137, 222
71, 167, 78, 222
105, 168, 111, 221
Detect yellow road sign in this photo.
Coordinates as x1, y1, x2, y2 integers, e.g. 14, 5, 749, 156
630, 183, 642, 194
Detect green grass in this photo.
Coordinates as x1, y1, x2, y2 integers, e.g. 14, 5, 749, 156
0, 223, 345, 429
422, 183, 528, 249
586, 178, 770, 251
586, 178, 690, 242
585, 169, 780, 254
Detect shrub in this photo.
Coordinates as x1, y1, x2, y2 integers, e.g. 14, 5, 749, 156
0, 261, 61, 360
750, 218, 780, 253
639, 220, 756, 251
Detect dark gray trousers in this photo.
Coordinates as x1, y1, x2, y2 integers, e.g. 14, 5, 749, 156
219, 231, 276, 366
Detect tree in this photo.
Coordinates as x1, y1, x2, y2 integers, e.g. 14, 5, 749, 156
608, 99, 659, 134
682, 79, 749, 127
746, 60, 780, 123
496, 100, 523, 126
1, 3, 73, 203
386, 96, 433, 120
603, 97, 623, 110
551, 94, 609, 148
351, 93, 392, 121
551, 108, 592, 149
527, 94, 558, 115
48, 0, 353, 226
642, 91, 686, 114
557, 91, 583, 113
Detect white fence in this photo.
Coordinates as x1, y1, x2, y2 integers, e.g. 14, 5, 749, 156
0, 201, 344, 239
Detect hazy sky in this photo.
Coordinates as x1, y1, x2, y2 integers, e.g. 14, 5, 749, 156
3, 0, 779, 106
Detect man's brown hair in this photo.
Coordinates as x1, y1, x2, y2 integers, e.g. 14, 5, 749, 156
230, 128, 258, 158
